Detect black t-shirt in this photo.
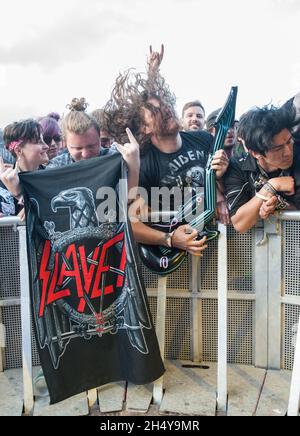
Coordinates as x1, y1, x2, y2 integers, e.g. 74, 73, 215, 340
224, 147, 300, 217
139, 130, 213, 193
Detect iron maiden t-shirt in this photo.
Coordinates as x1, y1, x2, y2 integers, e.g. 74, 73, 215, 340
139, 130, 213, 193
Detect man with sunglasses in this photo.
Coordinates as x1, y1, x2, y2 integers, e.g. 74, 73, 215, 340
224, 100, 300, 233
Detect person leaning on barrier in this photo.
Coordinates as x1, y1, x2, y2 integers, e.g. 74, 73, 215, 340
0, 119, 49, 220
1, 103, 140, 398
103, 45, 229, 256
47, 98, 140, 194
223, 102, 300, 234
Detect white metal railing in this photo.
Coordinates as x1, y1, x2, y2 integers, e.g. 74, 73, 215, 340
0, 217, 23, 227
1, 213, 300, 415
217, 223, 228, 412
277, 210, 300, 221
288, 313, 300, 416
18, 226, 34, 414
281, 214, 300, 415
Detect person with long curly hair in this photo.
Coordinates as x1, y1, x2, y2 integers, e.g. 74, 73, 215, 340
104, 45, 229, 256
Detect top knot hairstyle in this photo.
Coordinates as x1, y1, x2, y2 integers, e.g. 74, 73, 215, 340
39, 114, 61, 140
67, 98, 89, 112
103, 68, 178, 151
47, 112, 60, 122
61, 97, 99, 138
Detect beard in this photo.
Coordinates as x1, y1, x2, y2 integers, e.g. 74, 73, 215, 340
188, 122, 201, 130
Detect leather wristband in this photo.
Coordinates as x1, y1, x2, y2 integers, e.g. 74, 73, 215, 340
164, 232, 173, 248
256, 192, 269, 201
262, 182, 277, 195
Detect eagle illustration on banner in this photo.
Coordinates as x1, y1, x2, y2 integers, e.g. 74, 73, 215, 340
20, 154, 164, 404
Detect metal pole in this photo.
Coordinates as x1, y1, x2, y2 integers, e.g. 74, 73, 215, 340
18, 226, 34, 415
287, 314, 300, 416
217, 223, 228, 413
191, 256, 201, 362
153, 275, 167, 406
253, 226, 269, 368
267, 220, 282, 370
0, 217, 22, 228
0, 310, 4, 372
277, 211, 300, 221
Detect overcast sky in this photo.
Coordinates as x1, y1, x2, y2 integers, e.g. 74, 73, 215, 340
0, 0, 299, 127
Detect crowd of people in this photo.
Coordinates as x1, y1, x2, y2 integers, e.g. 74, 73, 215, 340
0, 45, 300, 259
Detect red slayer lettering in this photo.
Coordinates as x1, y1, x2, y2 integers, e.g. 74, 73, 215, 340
38, 233, 126, 318
91, 232, 126, 299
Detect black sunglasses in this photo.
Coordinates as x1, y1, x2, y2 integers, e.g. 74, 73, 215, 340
43, 134, 62, 145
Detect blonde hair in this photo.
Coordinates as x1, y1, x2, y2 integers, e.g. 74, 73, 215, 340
90, 108, 103, 129
61, 98, 100, 138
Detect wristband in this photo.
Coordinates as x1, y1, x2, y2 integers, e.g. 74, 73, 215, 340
164, 232, 173, 248
255, 192, 269, 201
17, 195, 24, 206
262, 182, 277, 195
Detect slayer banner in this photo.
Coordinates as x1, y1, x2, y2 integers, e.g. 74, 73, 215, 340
19, 153, 164, 404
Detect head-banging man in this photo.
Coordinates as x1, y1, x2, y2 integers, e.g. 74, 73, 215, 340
103, 45, 229, 256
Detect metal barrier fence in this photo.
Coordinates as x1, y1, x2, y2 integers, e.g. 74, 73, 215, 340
0, 216, 299, 371
0, 214, 299, 411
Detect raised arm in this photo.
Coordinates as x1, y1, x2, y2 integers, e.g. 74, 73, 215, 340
147, 44, 164, 78
116, 128, 140, 194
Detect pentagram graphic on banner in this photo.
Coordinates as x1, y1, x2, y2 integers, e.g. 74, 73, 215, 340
20, 153, 164, 404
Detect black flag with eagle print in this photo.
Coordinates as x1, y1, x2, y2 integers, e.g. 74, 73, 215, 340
19, 153, 164, 404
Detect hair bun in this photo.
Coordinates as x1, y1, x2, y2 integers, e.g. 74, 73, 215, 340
67, 98, 89, 112
47, 112, 60, 121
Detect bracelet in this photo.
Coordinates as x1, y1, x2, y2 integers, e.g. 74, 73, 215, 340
262, 182, 277, 195
275, 195, 289, 210
164, 232, 173, 248
170, 231, 174, 247
17, 195, 24, 206
255, 192, 269, 201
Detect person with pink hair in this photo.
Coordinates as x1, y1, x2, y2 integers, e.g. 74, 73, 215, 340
38, 113, 62, 160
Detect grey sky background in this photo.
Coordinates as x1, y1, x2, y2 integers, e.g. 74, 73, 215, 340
0, 0, 299, 127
